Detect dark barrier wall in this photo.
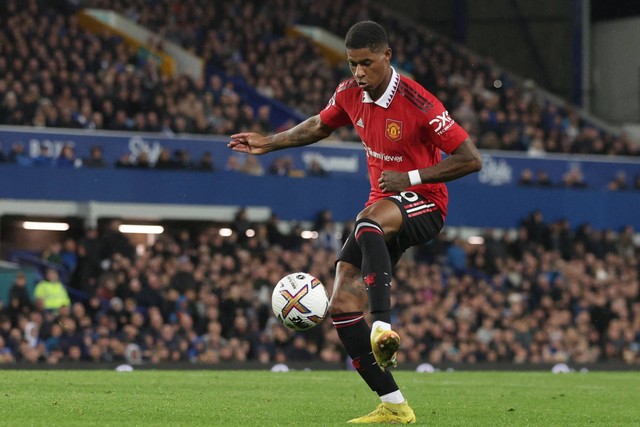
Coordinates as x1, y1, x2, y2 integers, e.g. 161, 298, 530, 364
1, 127, 639, 229
1, 163, 639, 230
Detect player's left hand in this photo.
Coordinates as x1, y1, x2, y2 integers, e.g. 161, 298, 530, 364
378, 170, 411, 193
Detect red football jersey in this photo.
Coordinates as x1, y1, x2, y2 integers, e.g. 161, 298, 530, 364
319, 68, 469, 217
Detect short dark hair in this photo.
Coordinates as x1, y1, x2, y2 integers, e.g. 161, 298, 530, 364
345, 21, 388, 52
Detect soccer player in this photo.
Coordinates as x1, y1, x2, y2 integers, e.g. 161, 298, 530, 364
229, 21, 482, 424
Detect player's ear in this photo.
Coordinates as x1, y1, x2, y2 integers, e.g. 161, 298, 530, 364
384, 47, 392, 63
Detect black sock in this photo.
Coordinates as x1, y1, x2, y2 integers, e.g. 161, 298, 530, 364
331, 312, 399, 396
354, 219, 392, 324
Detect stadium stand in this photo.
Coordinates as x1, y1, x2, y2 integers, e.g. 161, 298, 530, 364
2, 0, 639, 155
0, 0, 638, 368
0, 211, 638, 366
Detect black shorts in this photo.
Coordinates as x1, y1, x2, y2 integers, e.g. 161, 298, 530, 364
338, 191, 444, 268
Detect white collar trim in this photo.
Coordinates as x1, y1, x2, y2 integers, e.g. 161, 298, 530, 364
362, 67, 400, 109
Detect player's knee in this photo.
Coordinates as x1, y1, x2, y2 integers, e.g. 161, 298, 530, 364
355, 200, 402, 236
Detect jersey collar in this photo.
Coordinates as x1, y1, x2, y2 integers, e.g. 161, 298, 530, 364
362, 67, 399, 109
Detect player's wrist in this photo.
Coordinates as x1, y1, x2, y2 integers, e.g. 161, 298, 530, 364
408, 169, 422, 186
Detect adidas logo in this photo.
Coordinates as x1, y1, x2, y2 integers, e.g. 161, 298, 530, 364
356, 118, 364, 128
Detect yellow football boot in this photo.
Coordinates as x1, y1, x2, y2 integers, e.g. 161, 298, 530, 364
347, 401, 416, 424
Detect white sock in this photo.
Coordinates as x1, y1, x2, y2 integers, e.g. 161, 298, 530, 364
371, 320, 391, 334
380, 390, 405, 404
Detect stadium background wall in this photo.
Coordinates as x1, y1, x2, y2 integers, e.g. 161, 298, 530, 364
0, 127, 639, 231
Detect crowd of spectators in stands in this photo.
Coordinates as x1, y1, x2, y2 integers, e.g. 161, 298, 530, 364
0, 0, 275, 139
0, 210, 639, 367
0, 0, 639, 369
1, 0, 639, 157
0, 140, 333, 178
517, 167, 640, 191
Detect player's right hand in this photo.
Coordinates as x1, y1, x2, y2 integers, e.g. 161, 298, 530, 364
228, 132, 270, 155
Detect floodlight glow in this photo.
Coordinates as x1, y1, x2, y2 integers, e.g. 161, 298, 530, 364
118, 224, 164, 234
219, 228, 233, 237
23, 221, 70, 231
467, 236, 485, 245
301, 230, 318, 239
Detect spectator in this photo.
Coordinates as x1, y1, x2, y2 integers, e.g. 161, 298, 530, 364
99, 219, 135, 263
518, 168, 534, 186
268, 155, 304, 177
42, 242, 63, 267
238, 155, 265, 176
313, 211, 342, 253
31, 145, 53, 167
175, 149, 195, 170
198, 151, 215, 171
268, 156, 291, 176
115, 153, 134, 168
225, 154, 242, 172
56, 144, 80, 168
60, 238, 79, 274
307, 158, 328, 177
7, 271, 33, 322
535, 170, 553, 187
154, 148, 176, 170
7, 143, 31, 165
608, 171, 628, 191
83, 145, 107, 168
0, 335, 15, 363
561, 168, 587, 189
133, 152, 151, 169
33, 268, 71, 313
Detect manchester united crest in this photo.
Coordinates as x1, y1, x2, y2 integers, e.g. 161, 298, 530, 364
385, 119, 403, 142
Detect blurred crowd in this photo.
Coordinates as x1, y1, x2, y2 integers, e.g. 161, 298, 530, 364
0, 210, 639, 367
0, 140, 328, 178
517, 167, 640, 192
0, 0, 275, 138
1, 0, 639, 156
0, 0, 639, 369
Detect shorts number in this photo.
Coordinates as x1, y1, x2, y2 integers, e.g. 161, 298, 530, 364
399, 191, 419, 202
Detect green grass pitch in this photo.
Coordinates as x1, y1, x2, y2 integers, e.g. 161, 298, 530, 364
1, 370, 638, 426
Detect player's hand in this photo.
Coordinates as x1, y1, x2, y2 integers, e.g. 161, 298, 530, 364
378, 170, 411, 193
228, 132, 271, 155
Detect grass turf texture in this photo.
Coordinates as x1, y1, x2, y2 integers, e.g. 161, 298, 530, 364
1, 370, 638, 426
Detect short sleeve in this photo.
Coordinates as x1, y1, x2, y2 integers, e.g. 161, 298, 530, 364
319, 91, 352, 129
424, 99, 469, 154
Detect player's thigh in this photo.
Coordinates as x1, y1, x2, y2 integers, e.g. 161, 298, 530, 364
356, 199, 403, 238
386, 191, 444, 251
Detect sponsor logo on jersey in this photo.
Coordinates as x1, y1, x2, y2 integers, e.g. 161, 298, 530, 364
356, 118, 364, 128
429, 111, 455, 135
362, 143, 403, 162
385, 119, 403, 142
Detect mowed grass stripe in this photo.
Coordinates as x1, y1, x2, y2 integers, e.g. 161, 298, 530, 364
1, 370, 638, 426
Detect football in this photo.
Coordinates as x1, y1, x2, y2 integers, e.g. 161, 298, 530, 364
271, 272, 329, 331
